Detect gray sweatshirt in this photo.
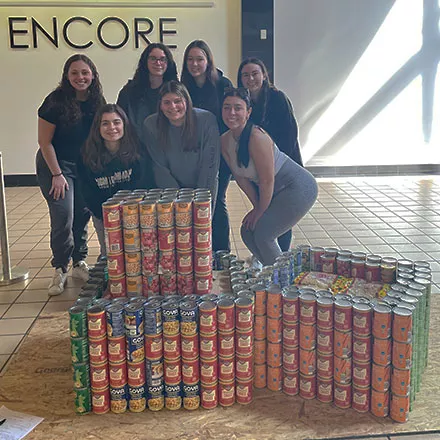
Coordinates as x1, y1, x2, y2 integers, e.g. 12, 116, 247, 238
143, 108, 220, 201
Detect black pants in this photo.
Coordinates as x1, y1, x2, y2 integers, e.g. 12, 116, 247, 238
36, 150, 90, 272
277, 229, 292, 252
212, 157, 232, 252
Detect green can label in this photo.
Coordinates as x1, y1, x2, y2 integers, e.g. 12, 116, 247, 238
73, 363, 90, 389
69, 305, 87, 338
71, 337, 89, 364
74, 387, 92, 414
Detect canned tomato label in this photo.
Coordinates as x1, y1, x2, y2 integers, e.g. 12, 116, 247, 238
194, 226, 212, 250
334, 356, 352, 384
372, 363, 390, 392
106, 304, 125, 338
110, 385, 128, 414
124, 303, 144, 336
282, 290, 299, 322
92, 386, 110, 414
299, 323, 316, 350
140, 227, 157, 252
200, 333, 218, 358
267, 341, 282, 368
107, 336, 126, 363
89, 337, 108, 364
160, 273, 177, 296
217, 299, 235, 332
218, 356, 235, 382
299, 373, 316, 399
199, 301, 217, 334
236, 329, 253, 356
105, 228, 124, 255
334, 299, 352, 331
371, 389, 389, 417
219, 380, 235, 406
87, 305, 106, 339
254, 363, 267, 389
73, 363, 90, 389
317, 352, 333, 379
235, 354, 254, 381
353, 303, 372, 337
236, 379, 253, 405
108, 276, 127, 298
109, 361, 127, 388
283, 322, 299, 346
102, 201, 121, 229
71, 337, 89, 364
353, 361, 371, 388
144, 274, 160, 296
163, 333, 181, 360
391, 367, 410, 396
164, 358, 182, 384
144, 334, 163, 360
126, 334, 145, 363
283, 345, 299, 371
195, 272, 212, 295
372, 304, 392, 339
317, 376, 333, 403
392, 307, 413, 343
177, 251, 193, 275
181, 333, 199, 360
283, 369, 299, 396
267, 285, 282, 319
175, 227, 193, 251
127, 361, 146, 387
372, 337, 392, 366
267, 366, 283, 392
158, 227, 175, 252
177, 273, 194, 296
235, 297, 253, 330
390, 393, 410, 423
254, 315, 266, 339
334, 382, 351, 409
182, 358, 200, 385
299, 348, 316, 376
200, 357, 218, 384
334, 329, 352, 358
352, 386, 370, 413
392, 341, 412, 370
201, 381, 218, 409
317, 327, 333, 354
218, 331, 235, 358
194, 250, 211, 273
142, 251, 158, 275
353, 335, 372, 363
299, 293, 317, 324
267, 317, 282, 344
254, 339, 267, 364
317, 297, 334, 329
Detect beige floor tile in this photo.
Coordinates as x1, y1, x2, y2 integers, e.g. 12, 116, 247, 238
3, 302, 45, 319
48, 287, 80, 302
0, 290, 22, 304
35, 267, 56, 278
20, 257, 51, 268
24, 277, 53, 290
41, 300, 75, 315
0, 354, 10, 371
25, 249, 52, 259
0, 317, 35, 335
0, 304, 10, 317
16, 289, 50, 303
0, 354, 17, 376
0, 334, 24, 354
10, 243, 35, 252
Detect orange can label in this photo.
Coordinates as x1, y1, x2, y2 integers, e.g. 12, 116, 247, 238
391, 367, 410, 396
370, 389, 389, 417
371, 363, 390, 392
267, 365, 283, 392
392, 341, 412, 370
299, 323, 316, 350
254, 289, 267, 315
390, 393, 410, 423
254, 315, 267, 339
267, 342, 282, 367
267, 317, 282, 343
334, 329, 352, 358
254, 339, 267, 364
334, 356, 352, 384
299, 348, 316, 376
254, 363, 267, 389
372, 338, 392, 366
267, 291, 282, 319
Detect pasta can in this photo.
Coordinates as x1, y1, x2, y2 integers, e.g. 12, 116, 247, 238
254, 315, 267, 339
182, 383, 200, 410
299, 292, 317, 324
219, 380, 235, 406
254, 363, 267, 389
353, 360, 371, 388
334, 329, 352, 358
372, 304, 392, 339
283, 369, 299, 396
390, 393, 410, 423
201, 381, 218, 409
370, 389, 389, 417
123, 228, 141, 252
317, 352, 333, 379
158, 227, 175, 252
317, 327, 333, 354
110, 385, 128, 414
372, 363, 390, 392
127, 361, 146, 388
267, 317, 282, 344
102, 200, 121, 229
194, 226, 212, 250
299, 373, 316, 399
352, 386, 370, 413
193, 197, 211, 226
353, 303, 372, 337
283, 322, 299, 347
70, 305, 88, 339
121, 200, 139, 229
92, 386, 110, 414
353, 335, 372, 363
235, 297, 254, 330
235, 354, 254, 381
283, 345, 299, 371
334, 381, 351, 409
217, 299, 235, 332
163, 333, 181, 360
109, 361, 127, 388
218, 356, 235, 382
253, 283, 267, 315
299, 348, 316, 375
108, 276, 127, 298
89, 337, 108, 365
195, 272, 212, 295
392, 307, 413, 343
267, 284, 283, 319
142, 251, 158, 275
236, 379, 253, 405
317, 376, 333, 403
236, 329, 253, 356
87, 305, 107, 339
317, 297, 334, 329
181, 333, 199, 360
139, 200, 157, 228
299, 323, 316, 350
105, 227, 124, 255
218, 331, 235, 358
334, 356, 352, 384
200, 332, 218, 359
254, 339, 267, 364
267, 341, 282, 367
165, 383, 182, 411
124, 303, 144, 337
200, 356, 218, 384
373, 337, 392, 366
391, 367, 410, 396
175, 199, 192, 227
267, 365, 283, 392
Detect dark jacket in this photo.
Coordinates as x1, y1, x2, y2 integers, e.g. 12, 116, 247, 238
251, 87, 303, 167
77, 152, 154, 219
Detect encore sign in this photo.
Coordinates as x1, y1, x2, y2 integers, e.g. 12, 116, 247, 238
8, 16, 178, 49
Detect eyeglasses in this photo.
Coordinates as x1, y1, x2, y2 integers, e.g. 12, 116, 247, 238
148, 56, 168, 64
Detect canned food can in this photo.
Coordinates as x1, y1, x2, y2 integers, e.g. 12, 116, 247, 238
181, 333, 199, 360
194, 250, 211, 273
193, 198, 211, 226
253, 284, 267, 316
126, 275, 142, 297
372, 337, 392, 366
254, 363, 267, 389
365, 262, 381, 282
105, 227, 124, 255
74, 387, 92, 414
128, 385, 147, 412
200, 356, 218, 384
121, 200, 140, 229
110, 385, 128, 414
102, 201, 121, 229
351, 259, 365, 279
199, 300, 217, 334
235, 297, 254, 330
158, 227, 175, 252
254, 315, 267, 340
176, 251, 193, 275
390, 393, 410, 423
283, 322, 299, 347
317, 352, 333, 379
163, 333, 181, 360
353, 335, 372, 363
317, 327, 333, 354
267, 341, 282, 367
175, 227, 192, 252
106, 304, 125, 338
195, 272, 213, 295
299, 292, 317, 324
157, 200, 174, 228
87, 305, 106, 339
145, 359, 164, 387
164, 358, 182, 384
267, 285, 283, 319
73, 362, 90, 389
333, 381, 351, 409
353, 303, 372, 337
283, 345, 299, 371
127, 360, 146, 387
217, 299, 235, 332
180, 357, 199, 385
140, 227, 157, 253
194, 226, 212, 250
177, 273, 194, 296
109, 361, 127, 388
299, 348, 316, 376
299, 373, 316, 399
158, 250, 176, 274
372, 363, 390, 392
88, 337, 108, 365
124, 303, 144, 336
147, 390, 165, 411
236, 329, 253, 356
353, 360, 371, 388
108, 276, 127, 298
180, 301, 198, 336
123, 228, 141, 253
334, 356, 352, 384
317, 376, 333, 403
370, 389, 389, 417
126, 334, 145, 363
317, 297, 334, 329
282, 369, 299, 396
392, 307, 413, 343
391, 367, 410, 396
334, 329, 352, 358
91, 386, 110, 414
218, 356, 235, 382
144, 334, 163, 360
164, 383, 182, 411
219, 380, 235, 406
162, 302, 180, 335
352, 385, 370, 413
310, 247, 324, 272
236, 379, 253, 405
235, 354, 254, 381
282, 288, 299, 322
160, 273, 177, 296
267, 317, 282, 344
175, 199, 192, 226
70, 305, 88, 339
142, 251, 158, 276
201, 381, 218, 409
200, 332, 218, 358
267, 366, 283, 392
334, 298, 352, 332
336, 256, 351, 277
299, 323, 316, 350
372, 304, 392, 339
254, 339, 267, 364
218, 331, 235, 358
181, 383, 200, 410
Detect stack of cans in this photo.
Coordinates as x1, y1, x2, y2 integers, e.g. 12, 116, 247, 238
298, 244, 311, 273
216, 298, 232, 406
253, 283, 268, 390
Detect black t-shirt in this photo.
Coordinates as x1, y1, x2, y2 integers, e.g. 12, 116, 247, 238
38, 91, 95, 163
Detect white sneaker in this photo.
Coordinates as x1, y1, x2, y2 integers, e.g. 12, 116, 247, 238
72, 261, 89, 282
48, 268, 67, 296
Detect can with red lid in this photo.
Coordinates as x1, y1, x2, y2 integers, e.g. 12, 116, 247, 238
236, 329, 253, 356
353, 334, 372, 363
352, 385, 370, 413
144, 334, 163, 360
267, 341, 282, 367
334, 329, 352, 359
317, 297, 334, 329
90, 362, 109, 390
317, 327, 333, 354
283, 322, 299, 346
353, 361, 371, 388
299, 348, 316, 376
235, 297, 254, 330
175, 227, 192, 252
334, 298, 352, 332
107, 336, 126, 363
217, 299, 235, 332
158, 227, 175, 252
317, 376, 333, 403
142, 251, 158, 276
127, 361, 146, 387
317, 352, 333, 379
235, 354, 254, 381
140, 227, 158, 253
353, 303, 372, 337
299, 292, 317, 324
107, 253, 126, 278
371, 389, 389, 417
164, 358, 181, 384
201, 381, 218, 409
254, 339, 266, 364
194, 226, 212, 250
372, 337, 392, 366
372, 304, 392, 339
182, 357, 200, 384
267, 365, 283, 392
267, 285, 283, 319
181, 333, 199, 360
109, 361, 127, 388
391, 367, 410, 396
267, 317, 282, 343
283, 369, 299, 396
334, 381, 351, 409
163, 333, 181, 360
200, 357, 218, 384
218, 380, 235, 406
334, 356, 352, 384
92, 386, 110, 414
299, 373, 316, 399
282, 289, 299, 322
105, 228, 124, 255
254, 363, 267, 389
218, 331, 235, 358
218, 356, 235, 382
89, 337, 108, 364
195, 272, 212, 295
102, 201, 121, 229
299, 323, 316, 350
283, 345, 299, 371
254, 315, 266, 339
200, 332, 218, 359
236, 379, 253, 405
372, 363, 390, 392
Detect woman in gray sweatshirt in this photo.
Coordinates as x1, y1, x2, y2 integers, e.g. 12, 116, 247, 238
143, 81, 220, 201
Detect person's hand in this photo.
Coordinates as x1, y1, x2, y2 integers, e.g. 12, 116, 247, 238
242, 208, 263, 231
49, 174, 69, 200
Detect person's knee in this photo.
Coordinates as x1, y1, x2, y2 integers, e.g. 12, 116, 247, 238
240, 223, 253, 245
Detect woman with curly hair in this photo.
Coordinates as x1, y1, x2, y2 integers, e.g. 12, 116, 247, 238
36, 54, 105, 296
78, 104, 153, 258
117, 43, 178, 140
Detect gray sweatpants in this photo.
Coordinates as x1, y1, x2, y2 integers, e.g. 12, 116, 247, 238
240, 160, 318, 266
92, 216, 107, 259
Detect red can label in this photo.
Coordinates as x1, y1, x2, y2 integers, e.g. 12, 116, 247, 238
235, 354, 254, 381
144, 274, 160, 296
334, 306, 352, 332
353, 306, 372, 337
142, 251, 158, 275
334, 329, 352, 358
353, 335, 372, 363
391, 367, 410, 396
89, 337, 108, 364
144, 334, 163, 360
175, 227, 193, 251
317, 352, 333, 379
200, 357, 218, 384
195, 272, 212, 295
127, 361, 146, 387
317, 327, 333, 354
255, 288, 267, 316
158, 250, 176, 275
194, 226, 212, 250
181, 333, 199, 360
201, 382, 218, 409
200, 333, 218, 358
352, 386, 370, 413
236, 379, 253, 405
283, 369, 299, 396
160, 273, 177, 296
299, 374, 316, 400
317, 302, 333, 329
218, 356, 235, 382
267, 291, 282, 319
108, 276, 127, 298
392, 341, 412, 370
164, 359, 181, 384
299, 323, 316, 350
283, 296, 299, 322
176, 251, 193, 275
107, 336, 126, 363
194, 250, 211, 273
177, 273, 194, 296
105, 228, 124, 255
353, 361, 371, 388
283, 322, 299, 346
236, 329, 253, 356
158, 227, 175, 252
102, 202, 121, 229
334, 356, 352, 384
283, 345, 299, 371
299, 298, 317, 324
218, 331, 235, 358
371, 389, 389, 417
236, 305, 253, 331
90, 363, 109, 390
140, 228, 158, 252
163, 333, 181, 360
217, 305, 235, 332
334, 382, 352, 409
199, 304, 217, 334
182, 358, 200, 384
92, 386, 110, 414
109, 361, 127, 388
193, 201, 211, 226
87, 311, 107, 339
317, 376, 333, 403
219, 380, 235, 407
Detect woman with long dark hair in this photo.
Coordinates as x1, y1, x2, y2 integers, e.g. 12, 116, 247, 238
78, 104, 153, 258
117, 43, 178, 139
143, 81, 220, 200
181, 40, 233, 251
36, 54, 105, 295
238, 57, 303, 252
221, 88, 317, 266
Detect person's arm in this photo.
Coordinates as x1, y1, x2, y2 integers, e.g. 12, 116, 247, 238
77, 159, 106, 219
134, 153, 155, 190
38, 117, 69, 200
116, 85, 130, 116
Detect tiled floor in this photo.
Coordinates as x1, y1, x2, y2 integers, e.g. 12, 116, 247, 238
0, 177, 439, 381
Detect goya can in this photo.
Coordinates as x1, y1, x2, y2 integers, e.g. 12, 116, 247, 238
106, 304, 125, 338
180, 301, 198, 336
147, 384, 165, 411
165, 383, 182, 411
129, 384, 147, 412
124, 303, 144, 336
162, 302, 180, 335
126, 334, 145, 363
110, 385, 128, 414
145, 359, 164, 387
144, 300, 162, 335
175, 199, 192, 227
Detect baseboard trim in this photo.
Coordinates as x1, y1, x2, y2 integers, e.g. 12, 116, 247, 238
4, 174, 38, 187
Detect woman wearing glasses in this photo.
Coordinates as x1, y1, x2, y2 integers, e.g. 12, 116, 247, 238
143, 81, 220, 202
221, 88, 317, 266
117, 43, 178, 140
238, 57, 303, 253
181, 40, 233, 252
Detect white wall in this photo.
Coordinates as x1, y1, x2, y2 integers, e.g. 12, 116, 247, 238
0, 1, 241, 174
